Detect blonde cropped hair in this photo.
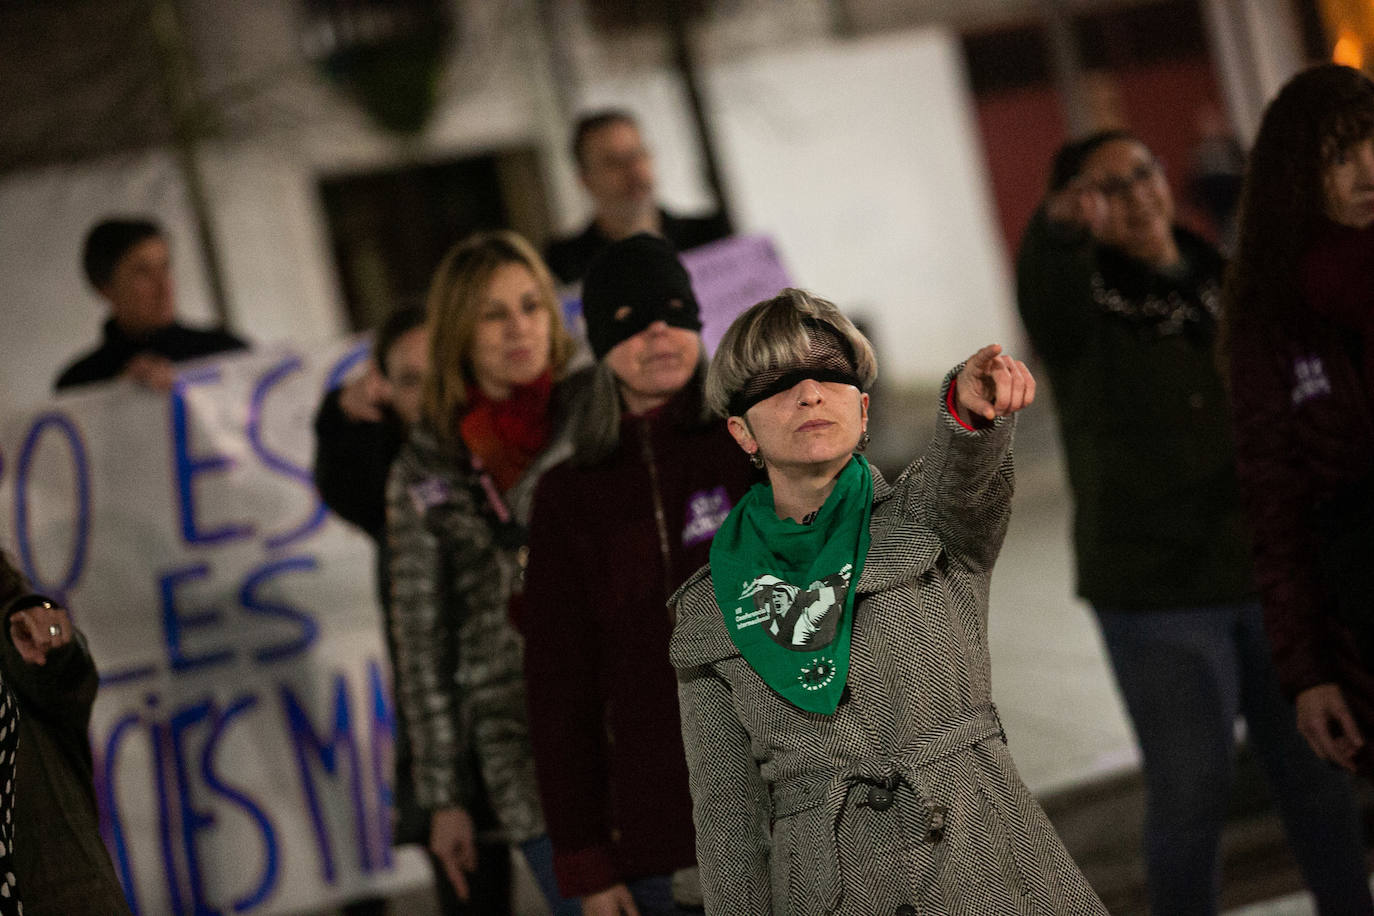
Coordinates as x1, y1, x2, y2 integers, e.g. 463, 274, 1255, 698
421, 230, 574, 443
706, 288, 877, 418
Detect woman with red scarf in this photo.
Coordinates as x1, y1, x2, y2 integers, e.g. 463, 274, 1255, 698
1225, 64, 1374, 781
386, 231, 583, 913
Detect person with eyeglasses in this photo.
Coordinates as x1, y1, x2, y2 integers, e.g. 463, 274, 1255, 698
1014, 130, 1372, 916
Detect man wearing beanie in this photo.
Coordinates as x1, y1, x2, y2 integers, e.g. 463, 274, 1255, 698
54, 217, 247, 392
521, 234, 756, 915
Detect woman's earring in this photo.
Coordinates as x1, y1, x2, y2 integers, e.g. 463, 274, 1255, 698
856, 431, 870, 453
749, 450, 765, 469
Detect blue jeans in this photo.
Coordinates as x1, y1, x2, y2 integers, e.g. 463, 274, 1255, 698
624, 874, 705, 916
1096, 602, 1373, 916
519, 835, 582, 916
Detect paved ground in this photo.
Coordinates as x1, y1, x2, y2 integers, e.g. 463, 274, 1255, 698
307, 382, 1374, 914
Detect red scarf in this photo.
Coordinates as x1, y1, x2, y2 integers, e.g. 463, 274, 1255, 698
459, 372, 554, 493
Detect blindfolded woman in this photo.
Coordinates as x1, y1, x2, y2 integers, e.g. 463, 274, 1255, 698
669, 289, 1106, 915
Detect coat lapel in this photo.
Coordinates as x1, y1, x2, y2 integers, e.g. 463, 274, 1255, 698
855, 465, 943, 595
669, 567, 741, 667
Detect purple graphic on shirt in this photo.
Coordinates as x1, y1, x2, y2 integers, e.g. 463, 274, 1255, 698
407, 477, 453, 516
683, 486, 732, 547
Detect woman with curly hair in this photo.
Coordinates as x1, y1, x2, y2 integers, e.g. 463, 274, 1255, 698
1224, 63, 1374, 784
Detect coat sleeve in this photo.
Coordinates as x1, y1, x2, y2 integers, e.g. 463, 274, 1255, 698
0, 552, 100, 773
452, 521, 544, 844
312, 386, 402, 539
1227, 326, 1333, 697
677, 661, 773, 915
1, 596, 98, 742
1014, 205, 1099, 366
385, 451, 469, 811
521, 470, 621, 896
901, 372, 1016, 574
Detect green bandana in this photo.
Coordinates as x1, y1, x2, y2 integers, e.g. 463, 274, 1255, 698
710, 455, 872, 714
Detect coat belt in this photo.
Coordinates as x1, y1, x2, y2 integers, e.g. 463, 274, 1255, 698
768, 704, 1007, 912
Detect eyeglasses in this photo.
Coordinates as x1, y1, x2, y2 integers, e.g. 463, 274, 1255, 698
1091, 160, 1163, 198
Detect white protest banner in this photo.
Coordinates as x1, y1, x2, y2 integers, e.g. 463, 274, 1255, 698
0, 339, 429, 914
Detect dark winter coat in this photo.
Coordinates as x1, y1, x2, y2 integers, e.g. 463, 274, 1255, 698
1015, 207, 1255, 609
54, 319, 247, 391
1227, 220, 1374, 720
0, 560, 131, 915
521, 382, 756, 897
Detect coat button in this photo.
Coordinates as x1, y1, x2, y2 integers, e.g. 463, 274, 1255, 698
927, 804, 948, 842
895, 906, 917, 916
866, 785, 893, 811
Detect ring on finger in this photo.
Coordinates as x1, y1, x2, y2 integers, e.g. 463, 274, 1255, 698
47, 624, 61, 638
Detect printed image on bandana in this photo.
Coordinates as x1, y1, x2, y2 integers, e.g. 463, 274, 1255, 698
735, 564, 852, 650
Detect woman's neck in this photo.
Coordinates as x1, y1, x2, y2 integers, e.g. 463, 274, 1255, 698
596, 203, 661, 242
619, 385, 672, 417
768, 457, 850, 523
475, 377, 512, 402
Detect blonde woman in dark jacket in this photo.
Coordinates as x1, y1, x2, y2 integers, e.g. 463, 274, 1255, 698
385, 231, 582, 914
670, 290, 1105, 915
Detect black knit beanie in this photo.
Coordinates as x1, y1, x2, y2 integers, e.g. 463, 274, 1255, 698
581, 233, 702, 360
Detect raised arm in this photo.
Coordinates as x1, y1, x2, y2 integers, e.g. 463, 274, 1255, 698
1014, 202, 1102, 365
0, 553, 98, 734
1, 597, 98, 737
903, 346, 1029, 572
677, 662, 773, 914
312, 384, 404, 539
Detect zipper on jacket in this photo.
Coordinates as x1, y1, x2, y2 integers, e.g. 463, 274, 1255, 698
638, 416, 676, 606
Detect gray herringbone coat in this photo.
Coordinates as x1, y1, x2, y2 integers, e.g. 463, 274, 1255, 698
670, 379, 1107, 915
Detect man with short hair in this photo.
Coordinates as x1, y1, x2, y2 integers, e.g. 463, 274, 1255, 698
543, 110, 730, 286
54, 218, 246, 392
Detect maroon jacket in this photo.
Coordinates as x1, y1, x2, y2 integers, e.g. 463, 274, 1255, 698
1228, 221, 1374, 728
521, 383, 757, 897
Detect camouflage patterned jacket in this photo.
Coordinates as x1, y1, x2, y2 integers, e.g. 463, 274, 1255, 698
385, 412, 575, 841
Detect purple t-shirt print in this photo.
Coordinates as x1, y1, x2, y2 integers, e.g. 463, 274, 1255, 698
683, 486, 732, 547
